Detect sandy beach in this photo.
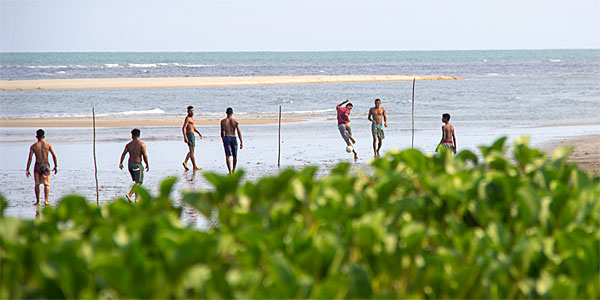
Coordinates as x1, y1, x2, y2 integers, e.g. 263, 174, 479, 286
541, 134, 600, 175
0, 75, 462, 91
0, 117, 303, 127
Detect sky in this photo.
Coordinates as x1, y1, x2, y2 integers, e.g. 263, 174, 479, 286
1, 0, 599, 52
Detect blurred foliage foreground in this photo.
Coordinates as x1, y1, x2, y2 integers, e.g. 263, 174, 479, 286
1, 137, 599, 299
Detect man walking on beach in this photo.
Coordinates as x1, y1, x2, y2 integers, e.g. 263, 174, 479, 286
119, 128, 149, 202
26, 129, 58, 205
336, 99, 358, 160
182, 106, 203, 171
220, 107, 244, 174
436, 113, 457, 154
368, 98, 387, 157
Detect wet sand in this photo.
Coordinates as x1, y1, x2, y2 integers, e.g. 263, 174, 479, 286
0, 117, 303, 128
0, 75, 463, 91
540, 134, 600, 174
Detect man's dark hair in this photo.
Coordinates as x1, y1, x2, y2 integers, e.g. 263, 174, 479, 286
226, 107, 233, 115
187, 106, 193, 111
443, 113, 451, 120
346, 103, 353, 108
131, 128, 141, 138
36, 129, 44, 139
375, 98, 381, 102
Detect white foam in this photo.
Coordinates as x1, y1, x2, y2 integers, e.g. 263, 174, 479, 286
128, 63, 157, 68
549, 59, 561, 63
99, 108, 165, 116
103, 64, 120, 68
174, 63, 212, 68
156, 63, 169, 66
55, 71, 66, 74
27, 65, 68, 69
486, 73, 499, 76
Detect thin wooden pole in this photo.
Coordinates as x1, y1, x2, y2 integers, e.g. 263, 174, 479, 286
278, 105, 281, 168
93, 107, 99, 205
411, 78, 415, 149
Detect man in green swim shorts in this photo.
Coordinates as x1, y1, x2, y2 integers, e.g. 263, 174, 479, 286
182, 106, 203, 171
119, 128, 149, 202
368, 98, 388, 158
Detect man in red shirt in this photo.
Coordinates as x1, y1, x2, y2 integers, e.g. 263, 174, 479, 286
336, 99, 358, 160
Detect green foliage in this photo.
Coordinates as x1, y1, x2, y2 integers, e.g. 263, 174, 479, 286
1, 138, 599, 299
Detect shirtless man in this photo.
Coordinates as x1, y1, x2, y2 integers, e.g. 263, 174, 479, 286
336, 99, 358, 160
436, 113, 457, 154
25, 129, 58, 205
220, 107, 244, 174
182, 106, 203, 171
119, 128, 149, 202
367, 98, 388, 157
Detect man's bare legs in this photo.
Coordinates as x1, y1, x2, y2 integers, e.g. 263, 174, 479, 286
33, 184, 50, 205
225, 156, 238, 174
43, 185, 50, 205
34, 184, 40, 205
344, 139, 358, 161
183, 146, 202, 171
126, 182, 140, 203
373, 137, 383, 157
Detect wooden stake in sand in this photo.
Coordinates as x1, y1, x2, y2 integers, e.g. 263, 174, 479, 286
412, 78, 416, 149
278, 105, 282, 168
93, 108, 99, 205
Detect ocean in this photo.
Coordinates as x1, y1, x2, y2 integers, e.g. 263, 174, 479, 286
1, 50, 599, 222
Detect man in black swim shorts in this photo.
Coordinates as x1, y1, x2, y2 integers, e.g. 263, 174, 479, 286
220, 107, 243, 174
119, 128, 149, 202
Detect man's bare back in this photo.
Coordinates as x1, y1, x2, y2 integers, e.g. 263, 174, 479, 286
125, 139, 146, 163
221, 118, 239, 136
30, 141, 52, 163
442, 124, 455, 142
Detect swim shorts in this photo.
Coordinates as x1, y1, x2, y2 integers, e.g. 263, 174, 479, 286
186, 133, 195, 147
338, 123, 352, 143
128, 162, 144, 184
371, 123, 385, 139
223, 136, 238, 158
34, 162, 51, 185
441, 142, 455, 152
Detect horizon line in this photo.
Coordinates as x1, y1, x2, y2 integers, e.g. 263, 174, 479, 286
1, 48, 598, 54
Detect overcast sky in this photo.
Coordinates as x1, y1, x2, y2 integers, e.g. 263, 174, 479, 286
1, 0, 599, 52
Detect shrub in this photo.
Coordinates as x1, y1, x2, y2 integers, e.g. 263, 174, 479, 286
1, 137, 598, 298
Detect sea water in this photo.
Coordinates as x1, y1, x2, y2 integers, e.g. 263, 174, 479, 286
1, 50, 599, 221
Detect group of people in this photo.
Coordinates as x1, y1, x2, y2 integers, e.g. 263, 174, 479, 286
25, 101, 456, 204
25, 106, 244, 204
336, 98, 457, 159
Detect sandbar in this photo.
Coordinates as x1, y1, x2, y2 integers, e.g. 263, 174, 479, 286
0, 75, 462, 91
540, 134, 600, 175
0, 117, 303, 128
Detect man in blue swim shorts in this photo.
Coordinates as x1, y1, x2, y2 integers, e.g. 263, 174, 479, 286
368, 98, 388, 157
220, 107, 244, 174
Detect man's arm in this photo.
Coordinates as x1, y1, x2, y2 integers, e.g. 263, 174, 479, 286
367, 108, 373, 123
220, 120, 225, 140
195, 127, 202, 139
142, 144, 149, 171
383, 108, 388, 127
182, 117, 189, 143
49, 144, 58, 174
452, 127, 457, 153
236, 122, 243, 149
337, 99, 349, 107
26, 147, 33, 177
119, 146, 128, 170
436, 126, 444, 152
